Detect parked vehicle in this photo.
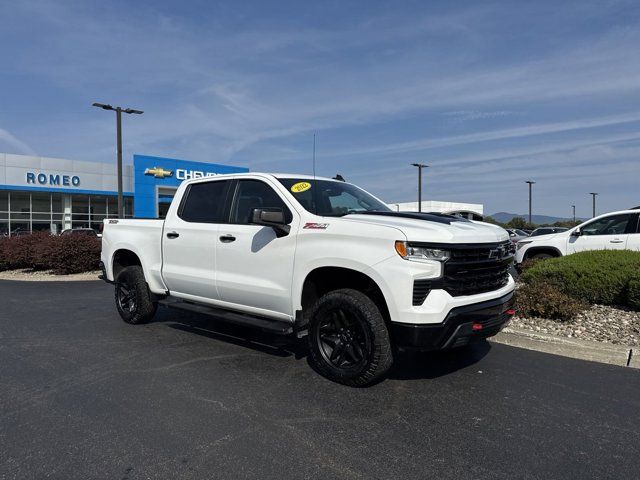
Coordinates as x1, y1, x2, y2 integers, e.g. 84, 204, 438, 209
530, 227, 568, 237
60, 228, 98, 237
100, 173, 516, 386
508, 228, 529, 237
516, 208, 640, 263
506, 228, 528, 241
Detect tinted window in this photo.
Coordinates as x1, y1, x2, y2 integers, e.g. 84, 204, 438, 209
277, 178, 391, 217
231, 180, 292, 224
581, 214, 633, 236
179, 180, 230, 223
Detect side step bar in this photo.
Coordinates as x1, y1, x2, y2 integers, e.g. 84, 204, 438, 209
158, 298, 294, 335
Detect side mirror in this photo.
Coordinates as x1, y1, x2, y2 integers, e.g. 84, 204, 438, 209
571, 228, 581, 237
251, 208, 291, 237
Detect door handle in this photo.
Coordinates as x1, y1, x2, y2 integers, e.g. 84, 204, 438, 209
166, 231, 180, 239
219, 234, 236, 243
610, 239, 624, 243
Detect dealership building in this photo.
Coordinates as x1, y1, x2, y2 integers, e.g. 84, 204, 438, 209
0, 152, 248, 235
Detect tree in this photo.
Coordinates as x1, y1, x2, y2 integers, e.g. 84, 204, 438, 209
506, 217, 529, 229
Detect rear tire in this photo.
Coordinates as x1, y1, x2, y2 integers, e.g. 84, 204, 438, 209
115, 265, 157, 324
307, 288, 393, 387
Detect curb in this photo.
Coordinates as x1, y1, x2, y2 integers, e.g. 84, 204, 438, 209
0, 271, 101, 282
491, 326, 639, 369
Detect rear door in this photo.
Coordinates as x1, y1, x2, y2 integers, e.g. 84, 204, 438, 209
161, 179, 232, 299
215, 178, 298, 318
626, 213, 640, 252
567, 213, 634, 254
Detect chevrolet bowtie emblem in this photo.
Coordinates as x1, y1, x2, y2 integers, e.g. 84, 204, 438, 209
144, 167, 174, 178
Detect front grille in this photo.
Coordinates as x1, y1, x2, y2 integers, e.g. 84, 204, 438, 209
412, 241, 512, 301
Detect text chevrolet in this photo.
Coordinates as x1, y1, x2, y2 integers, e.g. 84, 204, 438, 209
100, 173, 515, 386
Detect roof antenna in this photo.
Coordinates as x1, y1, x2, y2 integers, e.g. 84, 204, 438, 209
312, 133, 318, 215
312, 133, 316, 179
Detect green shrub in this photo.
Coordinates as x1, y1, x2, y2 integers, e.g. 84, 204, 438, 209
515, 280, 588, 321
521, 250, 640, 310
628, 276, 640, 311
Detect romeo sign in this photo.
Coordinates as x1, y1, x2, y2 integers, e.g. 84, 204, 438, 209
26, 172, 81, 187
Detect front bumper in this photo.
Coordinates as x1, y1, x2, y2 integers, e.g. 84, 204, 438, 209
390, 291, 514, 350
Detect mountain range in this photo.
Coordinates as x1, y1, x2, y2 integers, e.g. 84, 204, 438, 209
489, 212, 586, 225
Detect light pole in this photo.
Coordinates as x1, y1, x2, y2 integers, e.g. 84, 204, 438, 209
589, 192, 598, 218
572, 205, 576, 223
92, 103, 143, 218
411, 163, 429, 212
525, 180, 535, 226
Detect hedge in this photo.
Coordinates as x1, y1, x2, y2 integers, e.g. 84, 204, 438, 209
0, 233, 101, 275
516, 250, 640, 319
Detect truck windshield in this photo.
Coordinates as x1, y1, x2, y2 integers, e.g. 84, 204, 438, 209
277, 178, 392, 217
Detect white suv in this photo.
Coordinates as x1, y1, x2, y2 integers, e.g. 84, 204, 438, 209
515, 208, 640, 263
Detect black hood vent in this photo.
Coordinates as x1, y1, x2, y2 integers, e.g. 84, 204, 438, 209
353, 211, 471, 225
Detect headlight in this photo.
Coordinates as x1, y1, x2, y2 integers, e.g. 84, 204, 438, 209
516, 240, 532, 250
395, 241, 450, 262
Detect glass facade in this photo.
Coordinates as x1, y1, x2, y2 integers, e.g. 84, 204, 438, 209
0, 191, 133, 236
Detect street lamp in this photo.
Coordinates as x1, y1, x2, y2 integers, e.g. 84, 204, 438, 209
589, 192, 598, 218
571, 205, 576, 223
525, 180, 535, 226
411, 163, 429, 212
92, 102, 143, 218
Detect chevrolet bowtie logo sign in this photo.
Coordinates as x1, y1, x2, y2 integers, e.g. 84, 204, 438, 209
144, 167, 174, 178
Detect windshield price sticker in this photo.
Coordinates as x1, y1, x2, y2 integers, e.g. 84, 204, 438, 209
291, 181, 311, 193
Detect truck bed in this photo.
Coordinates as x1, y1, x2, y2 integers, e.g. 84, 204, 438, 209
100, 219, 166, 289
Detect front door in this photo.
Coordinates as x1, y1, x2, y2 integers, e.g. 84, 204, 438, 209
161, 179, 231, 300
567, 213, 634, 254
215, 179, 298, 318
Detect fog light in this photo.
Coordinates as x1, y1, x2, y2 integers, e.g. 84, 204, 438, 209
472, 323, 483, 331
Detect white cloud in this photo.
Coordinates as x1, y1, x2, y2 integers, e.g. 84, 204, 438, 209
0, 128, 36, 155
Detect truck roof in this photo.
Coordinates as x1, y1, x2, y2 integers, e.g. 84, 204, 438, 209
185, 172, 342, 184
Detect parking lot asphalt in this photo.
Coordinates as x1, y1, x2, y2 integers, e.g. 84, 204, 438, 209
1, 280, 639, 480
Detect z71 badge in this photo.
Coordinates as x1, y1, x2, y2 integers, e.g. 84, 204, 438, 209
303, 223, 329, 230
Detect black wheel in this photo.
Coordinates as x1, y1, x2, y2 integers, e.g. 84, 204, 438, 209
307, 288, 393, 387
115, 265, 157, 324
531, 252, 553, 260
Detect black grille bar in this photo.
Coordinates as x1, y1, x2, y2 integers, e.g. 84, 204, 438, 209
412, 241, 512, 300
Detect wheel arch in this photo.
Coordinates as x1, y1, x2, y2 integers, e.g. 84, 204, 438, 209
524, 246, 562, 260
111, 248, 143, 280
299, 266, 391, 323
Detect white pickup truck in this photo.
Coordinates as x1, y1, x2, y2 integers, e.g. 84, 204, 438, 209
100, 173, 515, 386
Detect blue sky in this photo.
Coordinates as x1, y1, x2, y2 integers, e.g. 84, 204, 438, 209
1, 0, 639, 217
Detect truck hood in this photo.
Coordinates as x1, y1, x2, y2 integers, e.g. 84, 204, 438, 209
344, 212, 508, 244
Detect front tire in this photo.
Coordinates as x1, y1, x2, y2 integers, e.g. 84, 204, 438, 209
115, 266, 157, 324
307, 288, 393, 387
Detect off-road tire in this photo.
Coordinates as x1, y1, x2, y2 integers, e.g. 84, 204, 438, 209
115, 266, 157, 324
307, 288, 393, 387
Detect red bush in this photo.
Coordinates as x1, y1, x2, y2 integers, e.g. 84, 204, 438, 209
46, 235, 102, 274
0, 233, 101, 274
